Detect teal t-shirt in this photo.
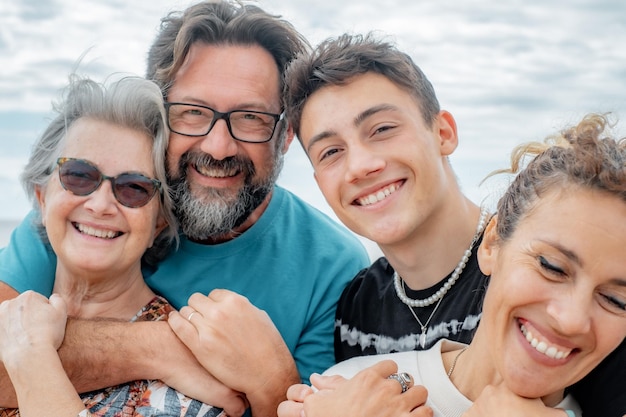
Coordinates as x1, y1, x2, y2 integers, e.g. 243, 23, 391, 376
0, 186, 370, 382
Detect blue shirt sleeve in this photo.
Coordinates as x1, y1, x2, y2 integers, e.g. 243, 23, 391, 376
292, 246, 369, 384
0, 210, 56, 295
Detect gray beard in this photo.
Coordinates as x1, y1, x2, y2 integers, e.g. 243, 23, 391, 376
169, 151, 283, 241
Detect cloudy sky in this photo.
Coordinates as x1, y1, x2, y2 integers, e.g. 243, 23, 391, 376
1, 0, 625, 244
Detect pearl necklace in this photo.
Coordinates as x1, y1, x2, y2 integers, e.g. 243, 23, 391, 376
393, 207, 489, 308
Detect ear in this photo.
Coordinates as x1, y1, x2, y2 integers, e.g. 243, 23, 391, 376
281, 123, 295, 154
477, 214, 499, 276
437, 110, 459, 157
35, 185, 47, 226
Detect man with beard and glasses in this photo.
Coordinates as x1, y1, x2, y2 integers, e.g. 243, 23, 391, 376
0, 2, 369, 417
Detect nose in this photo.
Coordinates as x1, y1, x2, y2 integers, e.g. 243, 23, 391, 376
199, 118, 239, 160
546, 287, 593, 336
82, 180, 119, 215
344, 142, 386, 183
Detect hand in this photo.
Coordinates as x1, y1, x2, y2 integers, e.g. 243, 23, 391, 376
279, 360, 432, 417
463, 383, 570, 417
155, 337, 250, 417
169, 289, 300, 417
277, 384, 315, 417
0, 291, 67, 365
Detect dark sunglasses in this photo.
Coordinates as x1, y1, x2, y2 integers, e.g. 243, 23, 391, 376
56, 157, 162, 208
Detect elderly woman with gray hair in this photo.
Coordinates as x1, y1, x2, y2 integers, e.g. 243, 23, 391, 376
0, 74, 223, 417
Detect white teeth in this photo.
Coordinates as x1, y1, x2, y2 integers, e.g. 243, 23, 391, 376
357, 183, 399, 206
520, 324, 572, 360
536, 341, 548, 354
196, 165, 238, 178
76, 223, 119, 239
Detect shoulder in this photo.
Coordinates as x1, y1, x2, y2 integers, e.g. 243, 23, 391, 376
336, 257, 395, 328
339, 257, 393, 304
273, 186, 369, 257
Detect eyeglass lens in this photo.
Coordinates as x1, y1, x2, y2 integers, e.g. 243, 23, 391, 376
57, 158, 159, 208
167, 103, 279, 142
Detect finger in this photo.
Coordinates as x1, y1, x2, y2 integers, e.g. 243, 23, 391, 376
309, 373, 345, 390
187, 292, 216, 315
22, 290, 48, 304
404, 385, 428, 405
387, 372, 414, 394
221, 393, 249, 417
48, 293, 67, 317
367, 359, 399, 377
286, 383, 315, 401
206, 288, 233, 301
277, 400, 305, 417
410, 404, 434, 417
187, 291, 207, 304
167, 310, 200, 347
178, 305, 203, 322
207, 288, 251, 305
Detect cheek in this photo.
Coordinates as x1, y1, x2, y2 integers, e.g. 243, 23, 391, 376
134, 205, 162, 245
594, 318, 626, 357
166, 137, 191, 173
484, 267, 536, 316
315, 173, 339, 204
246, 144, 276, 174
41, 187, 72, 220
40, 193, 77, 243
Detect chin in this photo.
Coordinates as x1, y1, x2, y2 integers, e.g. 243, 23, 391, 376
503, 370, 565, 401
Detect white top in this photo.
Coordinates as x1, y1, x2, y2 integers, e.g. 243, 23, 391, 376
322, 339, 581, 417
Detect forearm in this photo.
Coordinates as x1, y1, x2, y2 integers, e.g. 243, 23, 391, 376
247, 359, 300, 417
0, 282, 19, 405
0, 316, 185, 407
58, 318, 178, 391
5, 346, 84, 417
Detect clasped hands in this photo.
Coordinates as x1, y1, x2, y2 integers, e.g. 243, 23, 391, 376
168, 289, 300, 417
277, 360, 431, 417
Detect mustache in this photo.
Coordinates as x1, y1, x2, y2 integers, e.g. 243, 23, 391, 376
175, 151, 257, 179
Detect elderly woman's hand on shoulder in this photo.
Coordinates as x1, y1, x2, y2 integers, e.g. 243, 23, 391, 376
0, 291, 67, 366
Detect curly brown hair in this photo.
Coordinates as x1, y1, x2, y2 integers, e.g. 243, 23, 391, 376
493, 113, 626, 241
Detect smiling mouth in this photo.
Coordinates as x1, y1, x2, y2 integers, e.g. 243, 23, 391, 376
520, 322, 573, 360
194, 163, 240, 178
74, 222, 121, 239
355, 182, 401, 206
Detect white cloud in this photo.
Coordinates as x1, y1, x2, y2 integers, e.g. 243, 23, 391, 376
0, 0, 624, 227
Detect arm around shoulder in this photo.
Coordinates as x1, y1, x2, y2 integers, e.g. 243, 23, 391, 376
0, 211, 57, 295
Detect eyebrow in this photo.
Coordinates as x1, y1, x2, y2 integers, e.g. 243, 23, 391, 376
305, 103, 399, 154
541, 239, 582, 265
168, 97, 278, 113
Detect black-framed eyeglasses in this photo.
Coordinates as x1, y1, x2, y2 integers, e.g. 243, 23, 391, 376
165, 102, 283, 143
56, 158, 162, 208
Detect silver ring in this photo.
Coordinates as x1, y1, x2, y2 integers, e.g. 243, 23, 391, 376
187, 311, 198, 321
387, 372, 413, 393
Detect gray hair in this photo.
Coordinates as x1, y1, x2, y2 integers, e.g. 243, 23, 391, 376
20, 74, 178, 265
